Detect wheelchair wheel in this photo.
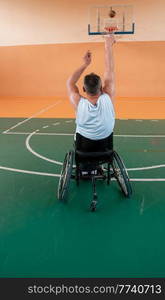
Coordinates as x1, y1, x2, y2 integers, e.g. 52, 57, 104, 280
57, 150, 74, 202
111, 151, 132, 197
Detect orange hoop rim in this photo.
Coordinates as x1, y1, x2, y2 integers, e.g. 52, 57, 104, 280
104, 26, 118, 33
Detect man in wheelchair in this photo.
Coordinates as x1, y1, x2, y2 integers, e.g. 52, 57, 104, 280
67, 34, 115, 177
57, 35, 132, 210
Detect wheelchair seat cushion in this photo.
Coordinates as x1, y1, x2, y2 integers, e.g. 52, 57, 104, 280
75, 150, 114, 162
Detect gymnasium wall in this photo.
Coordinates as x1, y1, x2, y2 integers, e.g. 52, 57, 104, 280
0, 42, 165, 98
0, 0, 165, 45
0, 0, 165, 98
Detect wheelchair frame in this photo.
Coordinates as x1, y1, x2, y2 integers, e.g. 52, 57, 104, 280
57, 149, 132, 212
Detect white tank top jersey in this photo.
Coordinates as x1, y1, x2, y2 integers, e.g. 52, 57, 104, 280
76, 93, 115, 140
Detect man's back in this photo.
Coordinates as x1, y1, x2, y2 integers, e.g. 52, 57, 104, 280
76, 93, 115, 140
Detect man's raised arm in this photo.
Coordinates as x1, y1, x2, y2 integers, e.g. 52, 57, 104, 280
103, 35, 116, 105
67, 51, 91, 109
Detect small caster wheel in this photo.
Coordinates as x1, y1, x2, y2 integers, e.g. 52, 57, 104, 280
90, 201, 97, 212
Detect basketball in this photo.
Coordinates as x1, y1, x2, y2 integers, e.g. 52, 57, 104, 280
109, 9, 116, 18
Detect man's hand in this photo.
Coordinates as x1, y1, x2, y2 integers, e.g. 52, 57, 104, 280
83, 50, 92, 66
105, 34, 116, 47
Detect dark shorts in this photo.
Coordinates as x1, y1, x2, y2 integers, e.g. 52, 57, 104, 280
75, 132, 113, 152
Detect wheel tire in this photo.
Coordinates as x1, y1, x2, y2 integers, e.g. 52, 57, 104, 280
57, 150, 74, 202
111, 151, 132, 197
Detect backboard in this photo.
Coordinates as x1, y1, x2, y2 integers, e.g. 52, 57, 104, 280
88, 5, 135, 35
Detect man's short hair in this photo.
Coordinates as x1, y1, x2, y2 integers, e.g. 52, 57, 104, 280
84, 73, 102, 95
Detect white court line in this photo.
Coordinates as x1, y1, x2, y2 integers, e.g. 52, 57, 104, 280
1, 116, 165, 180
26, 130, 63, 165
3, 132, 165, 137
140, 196, 145, 215
2, 128, 165, 177
115, 135, 165, 138
25, 130, 165, 172
0, 166, 60, 177
3, 100, 62, 134
127, 165, 165, 171
4, 132, 73, 136
0, 165, 165, 181
52, 122, 60, 126
130, 178, 165, 181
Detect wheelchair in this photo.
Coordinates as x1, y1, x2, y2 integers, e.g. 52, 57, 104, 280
57, 145, 132, 212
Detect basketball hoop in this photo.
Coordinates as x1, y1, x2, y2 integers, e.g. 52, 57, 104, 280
88, 5, 135, 37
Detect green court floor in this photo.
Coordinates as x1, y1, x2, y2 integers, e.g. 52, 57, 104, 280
0, 118, 165, 277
